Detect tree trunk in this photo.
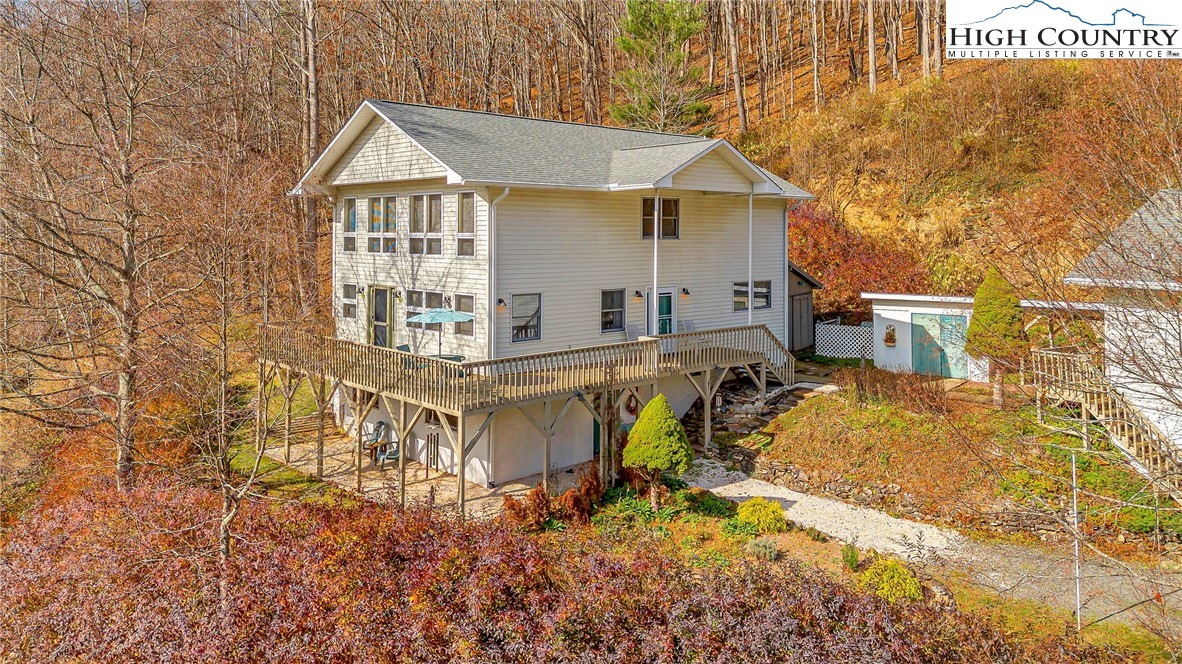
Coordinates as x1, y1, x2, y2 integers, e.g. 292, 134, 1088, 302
993, 365, 1005, 408
723, 0, 747, 133
299, 0, 320, 316
649, 470, 661, 512
867, 0, 877, 93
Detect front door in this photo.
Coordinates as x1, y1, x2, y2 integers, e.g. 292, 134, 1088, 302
911, 313, 968, 378
370, 286, 392, 348
646, 287, 676, 335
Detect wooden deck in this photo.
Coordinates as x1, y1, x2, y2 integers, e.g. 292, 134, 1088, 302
1030, 346, 1182, 501
259, 324, 794, 415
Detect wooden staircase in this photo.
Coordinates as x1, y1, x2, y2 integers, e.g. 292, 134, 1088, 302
1031, 347, 1182, 502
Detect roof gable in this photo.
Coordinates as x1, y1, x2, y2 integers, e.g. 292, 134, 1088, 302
1065, 189, 1182, 292
327, 116, 447, 185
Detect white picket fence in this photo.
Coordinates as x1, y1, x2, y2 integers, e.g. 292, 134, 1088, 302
814, 320, 873, 359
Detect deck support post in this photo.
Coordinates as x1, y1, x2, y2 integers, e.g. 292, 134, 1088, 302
399, 400, 408, 508
687, 368, 728, 455
281, 371, 296, 463
457, 414, 467, 519
543, 401, 552, 493
760, 363, 768, 401
350, 390, 379, 494
254, 361, 266, 453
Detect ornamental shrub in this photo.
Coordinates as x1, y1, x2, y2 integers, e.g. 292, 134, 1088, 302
966, 268, 1026, 406
623, 393, 693, 510
857, 558, 923, 604
841, 543, 860, 572
735, 496, 788, 534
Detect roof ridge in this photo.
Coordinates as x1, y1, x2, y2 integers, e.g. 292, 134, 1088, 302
614, 139, 716, 152
366, 99, 710, 140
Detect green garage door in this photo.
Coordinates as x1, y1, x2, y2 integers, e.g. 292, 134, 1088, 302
911, 313, 968, 378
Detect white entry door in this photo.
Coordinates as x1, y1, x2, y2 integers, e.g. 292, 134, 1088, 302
646, 286, 677, 336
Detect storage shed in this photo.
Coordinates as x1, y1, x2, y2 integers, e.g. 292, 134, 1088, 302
860, 293, 990, 381
787, 260, 822, 351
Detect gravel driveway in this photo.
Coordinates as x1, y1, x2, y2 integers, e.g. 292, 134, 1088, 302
685, 458, 966, 562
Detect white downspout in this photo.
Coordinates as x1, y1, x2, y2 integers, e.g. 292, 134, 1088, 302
782, 201, 790, 345
487, 187, 510, 360
652, 189, 660, 335
747, 190, 754, 326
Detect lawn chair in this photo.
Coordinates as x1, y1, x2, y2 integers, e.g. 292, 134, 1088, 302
677, 320, 697, 333
375, 434, 400, 469
363, 420, 389, 465
625, 324, 642, 342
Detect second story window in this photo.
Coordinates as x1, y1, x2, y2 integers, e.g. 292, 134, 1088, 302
342, 283, 357, 318
368, 196, 397, 254
733, 280, 772, 311
457, 192, 475, 257
641, 197, 679, 239
410, 194, 442, 255
512, 293, 541, 342
343, 198, 357, 252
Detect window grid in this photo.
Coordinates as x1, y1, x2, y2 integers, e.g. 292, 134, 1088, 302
641, 197, 680, 239
733, 280, 772, 312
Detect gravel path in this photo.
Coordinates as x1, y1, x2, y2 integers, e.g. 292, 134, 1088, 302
685, 458, 966, 562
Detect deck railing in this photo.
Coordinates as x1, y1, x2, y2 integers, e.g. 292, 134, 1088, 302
1031, 345, 1182, 499
259, 323, 795, 414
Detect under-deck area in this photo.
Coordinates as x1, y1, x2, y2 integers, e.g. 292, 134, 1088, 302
261, 415, 583, 518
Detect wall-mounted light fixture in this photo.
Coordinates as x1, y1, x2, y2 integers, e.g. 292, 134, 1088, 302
496, 298, 508, 308
444, 295, 453, 308
394, 289, 403, 301
681, 288, 691, 296
633, 290, 644, 299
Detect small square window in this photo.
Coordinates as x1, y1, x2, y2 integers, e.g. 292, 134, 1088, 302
425, 291, 443, 309
409, 238, 424, 254
406, 290, 423, 308
344, 236, 356, 252
368, 237, 382, 252
382, 237, 397, 253
457, 238, 475, 257
343, 303, 357, 318
642, 197, 679, 239
425, 237, 442, 255
343, 284, 357, 300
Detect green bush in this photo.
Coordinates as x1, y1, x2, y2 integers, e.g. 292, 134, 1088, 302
735, 496, 788, 534
721, 517, 760, 538
803, 526, 828, 543
857, 558, 923, 604
623, 394, 694, 510
841, 543, 860, 572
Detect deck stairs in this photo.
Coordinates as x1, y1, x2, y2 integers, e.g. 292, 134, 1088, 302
1031, 347, 1182, 503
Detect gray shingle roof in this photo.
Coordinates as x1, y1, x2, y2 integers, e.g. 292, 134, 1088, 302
1066, 189, 1182, 290
365, 100, 812, 198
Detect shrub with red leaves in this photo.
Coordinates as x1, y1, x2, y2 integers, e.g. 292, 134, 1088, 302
0, 478, 1111, 662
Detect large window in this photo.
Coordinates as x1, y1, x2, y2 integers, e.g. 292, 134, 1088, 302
454, 293, 475, 336
367, 196, 397, 254
410, 194, 442, 255
733, 280, 772, 312
457, 192, 476, 257
406, 289, 443, 331
342, 283, 358, 318
343, 198, 357, 252
600, 289, 625, 332
641, 197, 680, 239
512, 293, 541, 342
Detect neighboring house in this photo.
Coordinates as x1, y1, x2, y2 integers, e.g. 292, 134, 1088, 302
1062, 189, 1182, 452
277, 100, 814, 501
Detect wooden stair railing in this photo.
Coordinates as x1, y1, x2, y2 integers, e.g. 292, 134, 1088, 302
1031, 347, 1182, 502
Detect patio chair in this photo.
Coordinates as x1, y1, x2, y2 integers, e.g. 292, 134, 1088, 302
677, 320, 697, 333
375, 434, 400, 469
625, 324, 642, 342
363, 420, 388, 464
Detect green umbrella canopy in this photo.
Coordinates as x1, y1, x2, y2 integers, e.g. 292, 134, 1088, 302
405, 308, 475, 325
405, 308, 476, 357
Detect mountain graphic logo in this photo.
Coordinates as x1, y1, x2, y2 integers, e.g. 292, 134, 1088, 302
967, 0, 1170, 27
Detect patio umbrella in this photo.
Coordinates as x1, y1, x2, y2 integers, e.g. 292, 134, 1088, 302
405, 308, 475, 357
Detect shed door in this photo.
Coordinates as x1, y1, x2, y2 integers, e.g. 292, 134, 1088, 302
791, 294, 813, 350
911, 313, 968, 378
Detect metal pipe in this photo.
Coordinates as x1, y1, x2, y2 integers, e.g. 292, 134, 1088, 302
487, 187, 510, 360
652, 189, 660, 335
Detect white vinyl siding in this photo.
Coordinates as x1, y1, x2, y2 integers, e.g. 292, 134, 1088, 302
495, 188, 786, 356
670, 150, 756, 193
327, 117, 447, 185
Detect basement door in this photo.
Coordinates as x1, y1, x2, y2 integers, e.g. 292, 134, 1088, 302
911, 313, 968, 379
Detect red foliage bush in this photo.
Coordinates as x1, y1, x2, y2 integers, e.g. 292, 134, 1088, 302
553, 465, 604, 525
788, 203, 931, 321
0, 479, 1109, 662
503, 482, 555, 531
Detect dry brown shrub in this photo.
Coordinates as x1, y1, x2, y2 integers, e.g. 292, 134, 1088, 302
833, 367, 948, 414
554, 465, 604, 525
502, 483, 555, 532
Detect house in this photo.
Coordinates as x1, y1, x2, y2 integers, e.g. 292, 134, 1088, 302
1059, 189, 1182, 455
269, 100, 814, 509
